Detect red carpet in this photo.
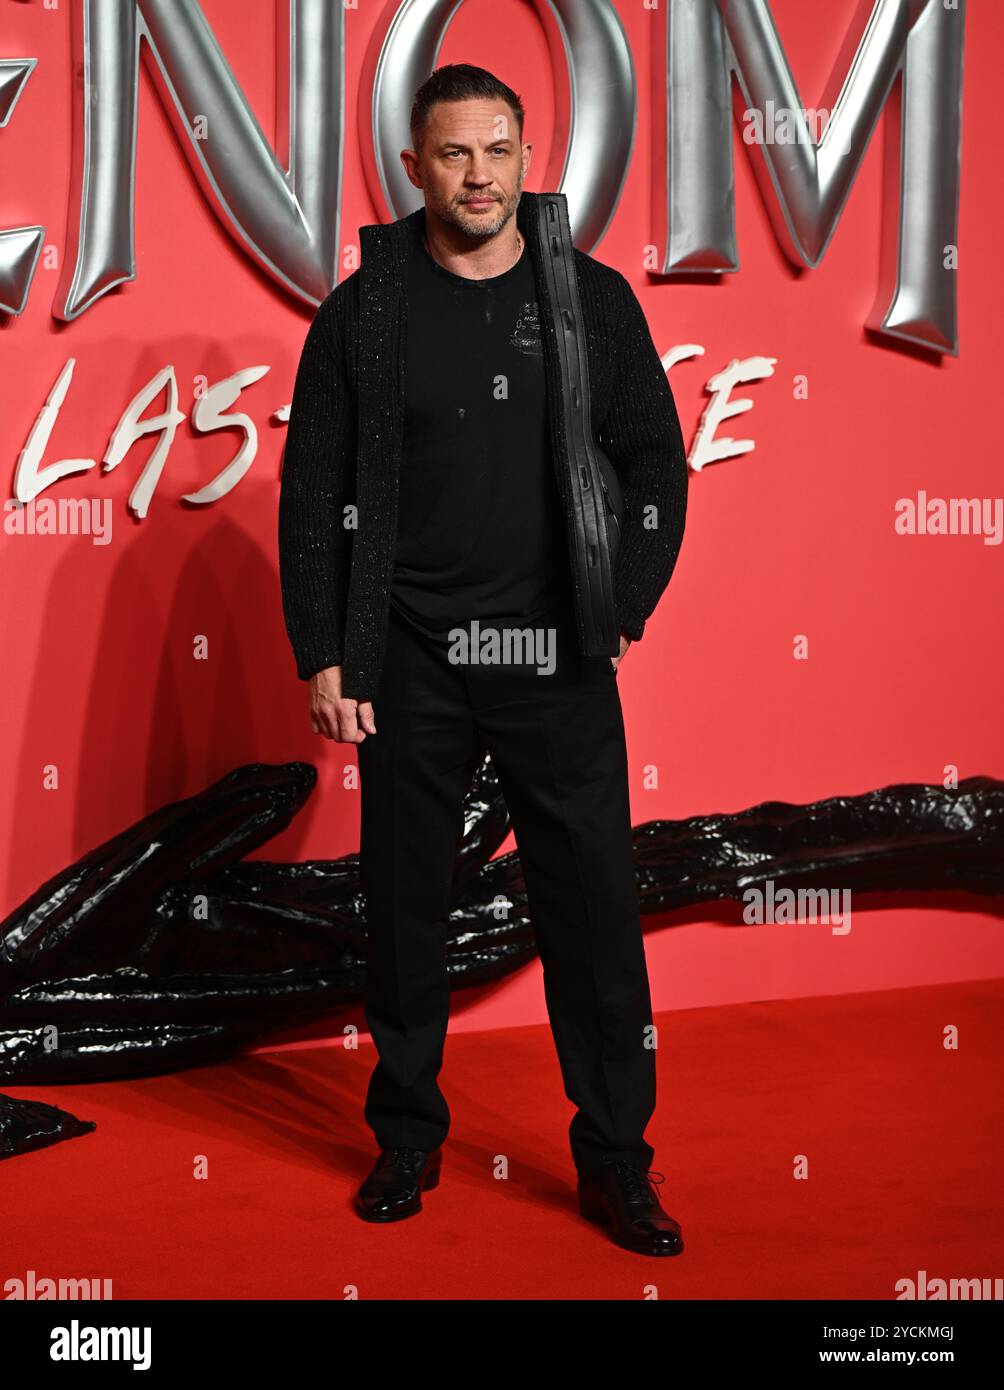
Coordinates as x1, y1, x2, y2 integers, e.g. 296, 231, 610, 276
4, 979, 1002, 1300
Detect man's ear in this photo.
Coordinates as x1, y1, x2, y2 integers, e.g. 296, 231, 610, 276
400, 148, 423, 191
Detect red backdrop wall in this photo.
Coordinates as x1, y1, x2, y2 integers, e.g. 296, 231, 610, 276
3, 0, 1002, 1053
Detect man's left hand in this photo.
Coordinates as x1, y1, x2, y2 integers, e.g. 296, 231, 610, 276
612, 632, 632, 672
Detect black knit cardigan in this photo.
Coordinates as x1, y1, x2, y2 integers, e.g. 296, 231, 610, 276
278, 189, 688, 700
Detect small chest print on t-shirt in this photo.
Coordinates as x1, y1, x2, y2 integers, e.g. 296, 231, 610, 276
509, 301, 543, 356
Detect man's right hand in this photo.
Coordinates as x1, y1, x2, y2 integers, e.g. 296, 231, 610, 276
309, 666, 377, 742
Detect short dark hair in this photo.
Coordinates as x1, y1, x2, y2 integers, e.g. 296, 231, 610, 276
410, 64, 525, 155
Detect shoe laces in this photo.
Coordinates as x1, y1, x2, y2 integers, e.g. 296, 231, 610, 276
608, 1159, 665, 1204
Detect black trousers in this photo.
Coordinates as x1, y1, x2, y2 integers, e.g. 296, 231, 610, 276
356, 593, 656, 1177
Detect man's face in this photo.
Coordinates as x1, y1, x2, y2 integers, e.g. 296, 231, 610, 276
403, 97, 531, 241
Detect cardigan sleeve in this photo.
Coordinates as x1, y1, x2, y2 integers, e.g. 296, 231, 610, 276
598, 275, 689, 642
278, 292, 354, 681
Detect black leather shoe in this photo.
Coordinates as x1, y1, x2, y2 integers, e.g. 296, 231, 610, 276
577, 1158, 684, 1256
354, 1146, 441, 1223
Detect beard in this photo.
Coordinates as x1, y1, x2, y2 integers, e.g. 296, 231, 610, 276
427, 171, 524, 242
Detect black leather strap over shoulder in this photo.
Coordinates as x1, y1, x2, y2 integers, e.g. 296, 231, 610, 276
535, 193, 622, 655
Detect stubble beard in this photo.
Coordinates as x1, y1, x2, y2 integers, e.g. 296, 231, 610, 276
429, 173, 524, 243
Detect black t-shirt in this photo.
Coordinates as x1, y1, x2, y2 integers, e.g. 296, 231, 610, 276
389, 233, 568, 642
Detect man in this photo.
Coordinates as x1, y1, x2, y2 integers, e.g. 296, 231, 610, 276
278, 64, 688, 1257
